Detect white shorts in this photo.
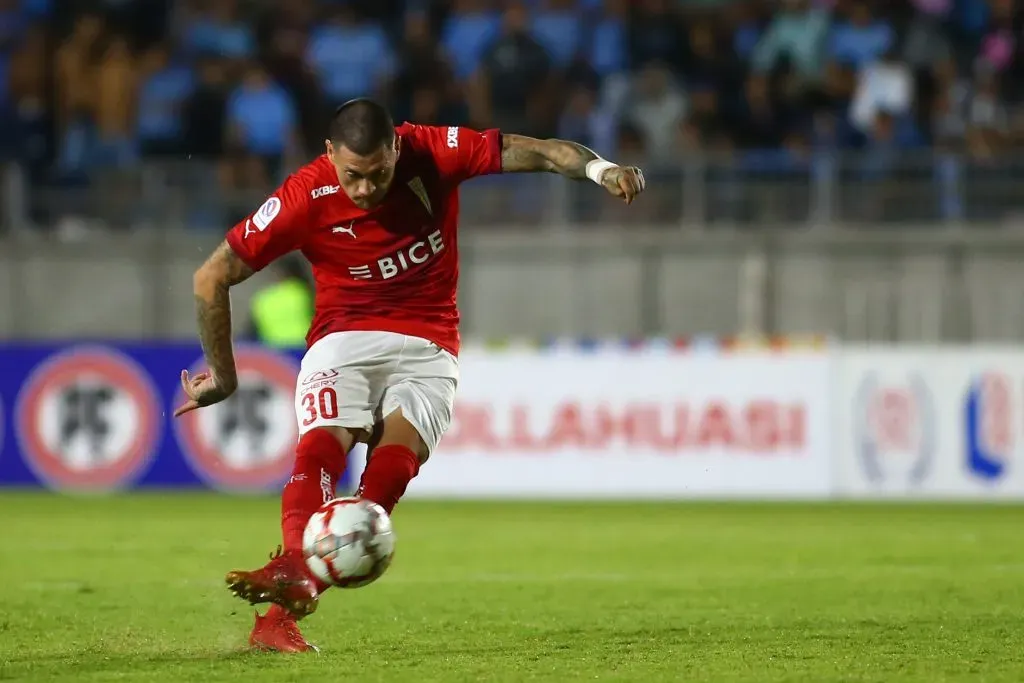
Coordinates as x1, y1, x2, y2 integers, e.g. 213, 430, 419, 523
294, 331, 459, 454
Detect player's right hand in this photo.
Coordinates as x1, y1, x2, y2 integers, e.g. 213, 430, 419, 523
600, 165, 646, 205
173, 369, 232, 417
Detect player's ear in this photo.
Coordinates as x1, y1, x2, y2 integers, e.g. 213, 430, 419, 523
325, 139, 334, 158
393, 136, 400, 159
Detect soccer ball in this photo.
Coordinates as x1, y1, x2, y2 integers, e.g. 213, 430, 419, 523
302, 497, 396, 588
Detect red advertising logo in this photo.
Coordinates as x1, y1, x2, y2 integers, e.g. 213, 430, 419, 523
174, 347, 298, 492
15, 347, 160, 491
445, 399, 807, 454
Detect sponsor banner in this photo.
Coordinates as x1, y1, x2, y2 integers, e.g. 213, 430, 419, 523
415, 350, 833, 498
0, 344, 357, 493
174, 347, 300, 493
15, 347, 161, 491
838, 348, 1023, 499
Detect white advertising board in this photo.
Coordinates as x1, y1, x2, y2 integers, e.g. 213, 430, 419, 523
837, 348, 1023, 499
412, 351, 832, 499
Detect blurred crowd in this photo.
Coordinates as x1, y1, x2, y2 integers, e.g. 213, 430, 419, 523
2, 0, 1023, 229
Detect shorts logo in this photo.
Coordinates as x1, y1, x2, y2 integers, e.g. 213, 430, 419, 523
964, 372, 1013, 482
252, 197, 281, 230
174, 347, 299, 492
302, 369, 339, 386
853, 372, 935, 487
14, 347, 160, 491
446, 126, 459, 149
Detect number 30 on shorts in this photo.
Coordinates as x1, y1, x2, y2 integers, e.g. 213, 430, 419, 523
301, 387, 339, 427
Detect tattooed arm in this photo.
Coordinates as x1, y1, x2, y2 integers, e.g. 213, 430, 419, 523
173, 241, 255, 417
499, 133, 647, 203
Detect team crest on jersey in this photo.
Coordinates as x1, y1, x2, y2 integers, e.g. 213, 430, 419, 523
407, 177, 432, 216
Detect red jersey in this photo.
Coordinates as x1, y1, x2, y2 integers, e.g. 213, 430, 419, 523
225, 123, 503, 356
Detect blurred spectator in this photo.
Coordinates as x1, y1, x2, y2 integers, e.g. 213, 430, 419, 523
558, 83, 616, 155
441, 0, 501, 81
679, 81, 727, 153
965, 62, 1009, 159
828, 2, 894, 70
94, 33, 136, 165
625, 62, 686, 160
751, 0, 830, 83
681, 19, 744, 113
590, 0, 627, 77
56, 12, 104, 131
531, 0, 584, 68
306, 5, 394, 105
225, 64, 297, 186
22, 0, 50, 18
470, 1, 554, 135
734, 73, 805, 151
182, 56, 228, 159
4, 26, 48, 163
136, 43, 195, 158
0, 0, 28, 58
391, 11, 465, 124
902, 11, 953, 71
931, 58, 969, 150
247, 255, 314, 348
179, 0, 254, 60
729, 1, 766, 61
629, 0, 686, 71
850, 45, 914, 142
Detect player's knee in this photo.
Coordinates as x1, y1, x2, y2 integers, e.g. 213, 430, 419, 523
300, 426, 359, 460
377, 409, 431, 464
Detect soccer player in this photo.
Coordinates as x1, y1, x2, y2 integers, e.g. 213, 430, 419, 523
173, 99, 646, 653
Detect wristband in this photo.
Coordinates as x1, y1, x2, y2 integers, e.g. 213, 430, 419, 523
585, 159, 617, 185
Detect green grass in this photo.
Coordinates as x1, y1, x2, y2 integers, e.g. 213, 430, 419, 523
0, 494, 1022, 682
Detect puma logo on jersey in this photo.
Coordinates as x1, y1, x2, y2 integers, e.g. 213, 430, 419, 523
446, 127, 459, 149
407, 177, 433, 216
332, 222, 356, 238
348, 230, 445, 281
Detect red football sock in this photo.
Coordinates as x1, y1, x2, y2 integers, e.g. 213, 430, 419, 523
281, 428, 348, 565
357, 444, 420, 514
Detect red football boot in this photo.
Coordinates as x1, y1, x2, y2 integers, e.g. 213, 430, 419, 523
225, 546, 319, 617
249, 605, 319, 653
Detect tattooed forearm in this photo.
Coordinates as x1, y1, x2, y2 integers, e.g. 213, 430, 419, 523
500, 134, 599, 179
193, 241, 254, 398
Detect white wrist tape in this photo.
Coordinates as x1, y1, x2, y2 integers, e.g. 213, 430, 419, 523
585, 159, 618, 185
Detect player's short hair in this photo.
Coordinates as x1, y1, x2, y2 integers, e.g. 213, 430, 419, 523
328, 99, 395, 156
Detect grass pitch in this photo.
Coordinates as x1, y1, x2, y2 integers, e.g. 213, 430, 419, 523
0, 494, 1021, 682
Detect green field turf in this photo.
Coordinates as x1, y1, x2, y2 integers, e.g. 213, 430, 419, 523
0, 494, 1022, 682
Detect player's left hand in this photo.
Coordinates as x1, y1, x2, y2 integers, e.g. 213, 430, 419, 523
600, 166, 646, 204
173, 369, 232, 417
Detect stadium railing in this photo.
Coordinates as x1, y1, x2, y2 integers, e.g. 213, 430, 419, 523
6, 151, 1024, 232
5, 153, 1024, 343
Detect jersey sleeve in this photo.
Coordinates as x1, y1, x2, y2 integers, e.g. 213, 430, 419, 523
410, 124, 503, 183
224, 174, 312, 272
